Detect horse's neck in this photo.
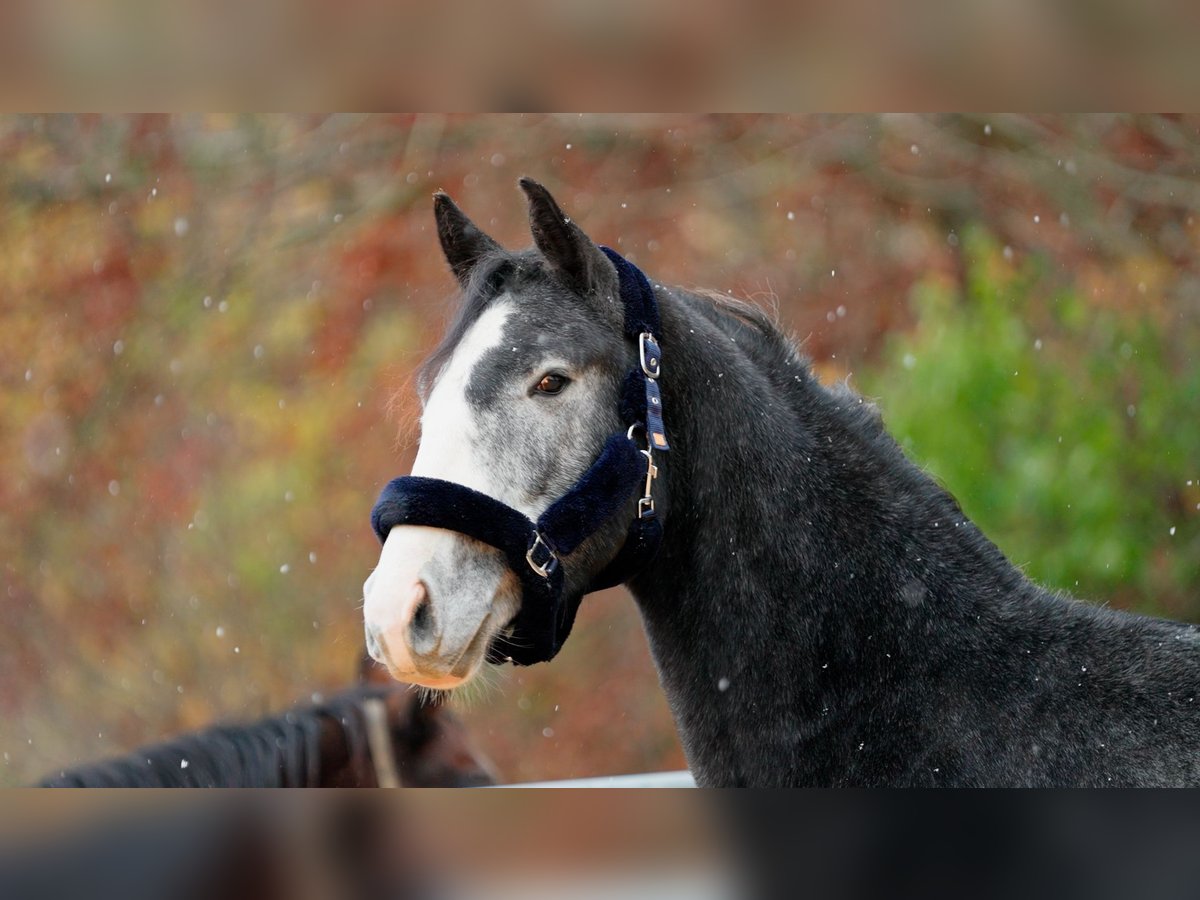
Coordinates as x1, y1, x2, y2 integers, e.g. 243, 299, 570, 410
315, 714, 364, 787
630, 290, 1028, 774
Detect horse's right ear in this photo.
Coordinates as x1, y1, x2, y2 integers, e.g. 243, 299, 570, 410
433, 192, 501, 286
519, 177, 615, 298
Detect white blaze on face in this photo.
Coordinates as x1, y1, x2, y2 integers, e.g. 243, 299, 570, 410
410, 298, 514, 491
363, 299, 515, 683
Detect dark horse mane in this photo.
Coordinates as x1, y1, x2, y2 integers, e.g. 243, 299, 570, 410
39, 686, 383, 788
38, 684, 446, 788
679, 283, 897, 451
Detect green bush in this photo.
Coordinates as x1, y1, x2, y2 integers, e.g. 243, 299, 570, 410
863, 230, 1200, 619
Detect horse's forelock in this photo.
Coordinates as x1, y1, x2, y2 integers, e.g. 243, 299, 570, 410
415, 251, 522, 402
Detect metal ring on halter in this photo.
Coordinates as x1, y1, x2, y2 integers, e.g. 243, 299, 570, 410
639, 333, 661, 379
525, 532, 559, 578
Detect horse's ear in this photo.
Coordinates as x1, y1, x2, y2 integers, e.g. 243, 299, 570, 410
433, 192, 502, 286
519, 177, 615, 297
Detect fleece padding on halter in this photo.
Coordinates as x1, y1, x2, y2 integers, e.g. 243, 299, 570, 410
371, 434, 647, 664
371, 476, 568, 664
369, 247, 667, 666
601, 246, 660, 336
371, 435, 643, 565
601, 246, 670, 451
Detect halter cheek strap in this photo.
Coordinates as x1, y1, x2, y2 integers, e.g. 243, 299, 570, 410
369, 247, 667, 665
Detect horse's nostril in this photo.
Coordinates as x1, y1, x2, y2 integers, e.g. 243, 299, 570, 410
413, 597, 431, 632
365, 623, 385, 663
408, 580, 436, 652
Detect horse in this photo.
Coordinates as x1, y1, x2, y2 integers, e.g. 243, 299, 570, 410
38, 661, 498, 787
361, 178, 1200, 787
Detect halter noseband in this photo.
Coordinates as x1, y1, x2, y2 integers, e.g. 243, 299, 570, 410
369, 247, 668, 665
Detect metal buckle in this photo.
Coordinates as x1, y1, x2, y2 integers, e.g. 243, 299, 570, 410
639, 449, 657, 502
526, 532, 558, 578
637, 443, 658, 519
639, 333, 661, 379
626, 424, 658, 518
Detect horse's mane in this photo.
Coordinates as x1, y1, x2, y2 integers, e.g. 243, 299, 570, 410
38, 685, 396, 788
674, 283, 890, 444
676, 285, 793, 361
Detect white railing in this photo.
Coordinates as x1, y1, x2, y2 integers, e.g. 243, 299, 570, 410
492, 770, 696, 788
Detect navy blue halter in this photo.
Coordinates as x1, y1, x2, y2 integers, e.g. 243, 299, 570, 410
370, 247, 668, 665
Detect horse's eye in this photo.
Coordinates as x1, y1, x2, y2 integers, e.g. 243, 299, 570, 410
535, 373, 569, 395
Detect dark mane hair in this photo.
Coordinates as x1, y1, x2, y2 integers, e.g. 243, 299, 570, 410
682, 285, 784, 344
671, 283, 889, 442
676, 285, 796, 367
39, 685, 394, 788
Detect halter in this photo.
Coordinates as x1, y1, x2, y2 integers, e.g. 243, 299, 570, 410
370, 247, 668, 665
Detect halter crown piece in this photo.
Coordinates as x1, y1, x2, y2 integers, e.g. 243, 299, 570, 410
369, 247, 668, 665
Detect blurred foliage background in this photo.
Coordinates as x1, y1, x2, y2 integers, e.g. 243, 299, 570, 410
1, 114, 1198, 787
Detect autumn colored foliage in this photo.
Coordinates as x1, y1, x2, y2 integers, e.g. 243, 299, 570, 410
2, 115, 1197, 786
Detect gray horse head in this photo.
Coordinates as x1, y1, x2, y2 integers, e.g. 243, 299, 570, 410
363, 180, 635, 688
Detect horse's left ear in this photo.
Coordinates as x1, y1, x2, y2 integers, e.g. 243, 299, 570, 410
434, 191, 502, 287
519, 177, 615, 297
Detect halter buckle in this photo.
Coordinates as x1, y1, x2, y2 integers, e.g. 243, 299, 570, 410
526, 532, 559, 579
626, 425, 659, 518
639, 333, 662, 379
637, 447, 658, 519
640, 449, 658, 498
